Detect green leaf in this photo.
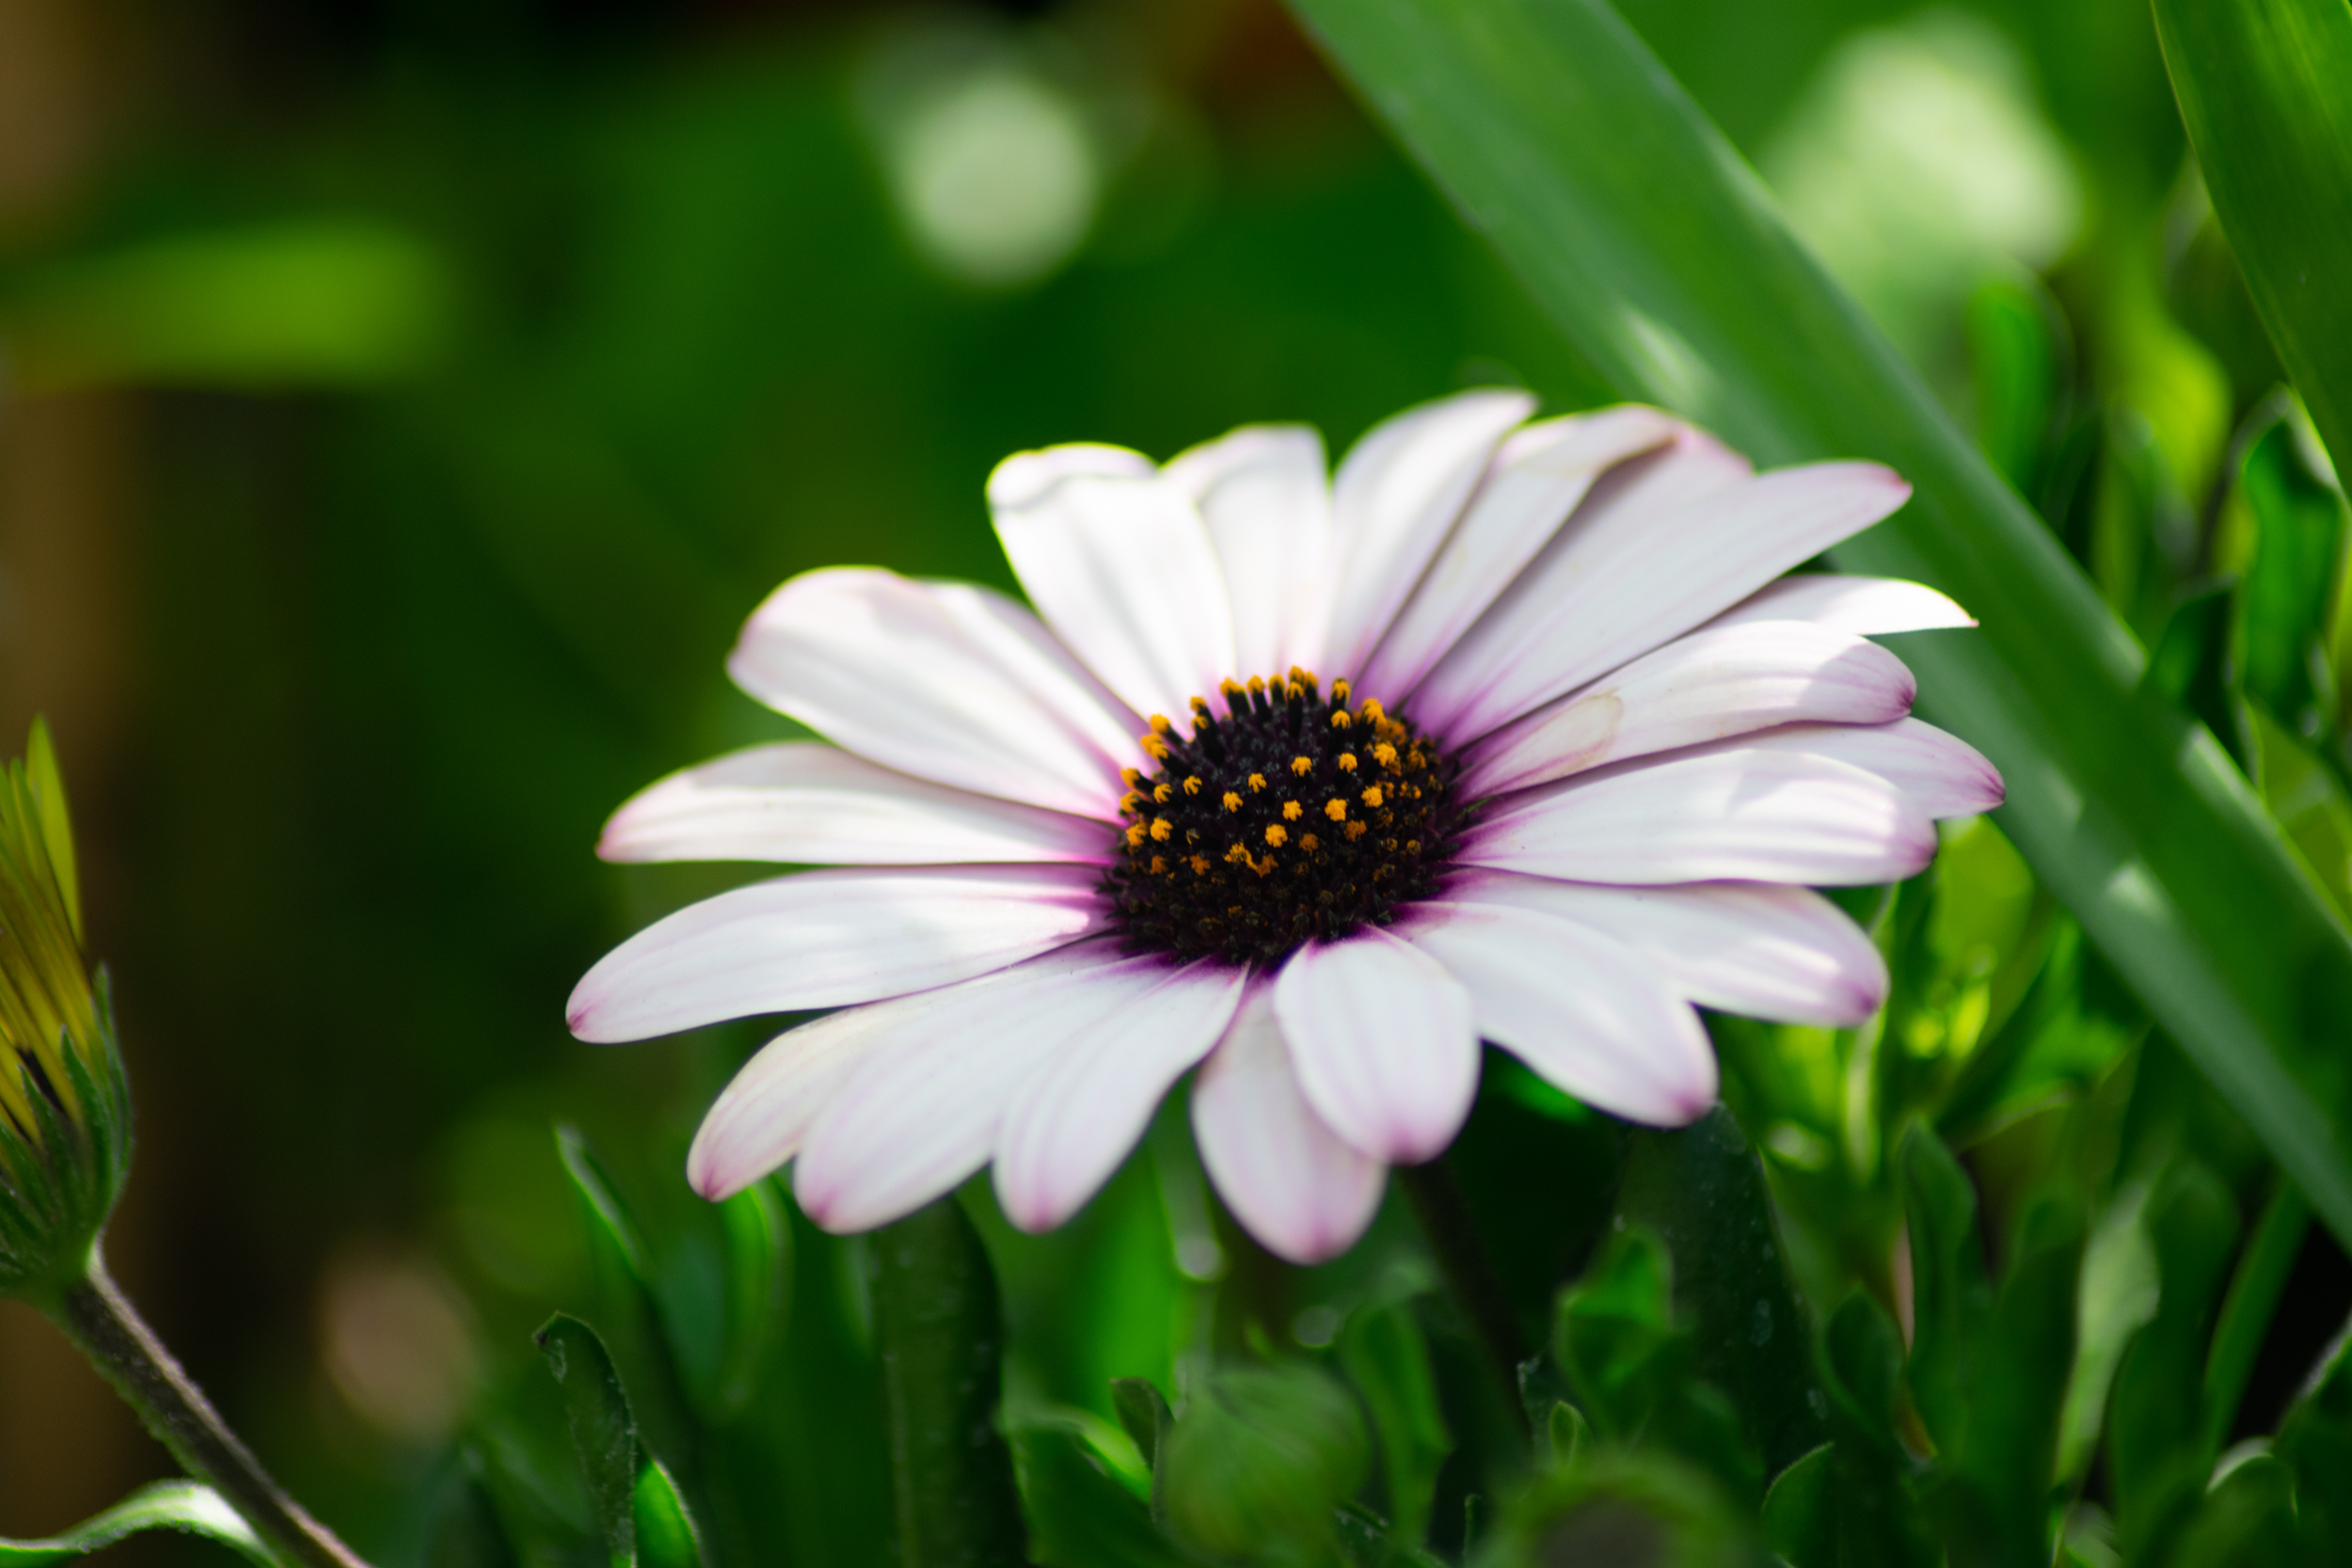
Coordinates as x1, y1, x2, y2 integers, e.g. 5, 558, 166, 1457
1758, 1443, 1833, 1568
632, 1462, 705, 1568
1109, 1376, 1173, 1476
1545, 1401, 1589, 1470
2201, 1180, 2311, 1454
0, 1482, 271, 1565
1967, 279, 2062, 500
2145, 581, 2253, 774
1159, 1362, 1370, 1561
1899, 1127, 1994, 1456
1014, 1424, 1199, 1568
2272, 1316, 2352, 1556
870, 1196, 1029, 1568
2151, 0, 2352, 482
709, 1178, 790, 1418
1283, 0, 2352, 1254
1551, 1227, 1675, 1443
1815, 1295, 1934, 1568
2058, 1179, 2161, 1482
1614, 1107, 1826, 1477
2167, 1452, 2297, 1568
537, 1313, 644, 1568
2238, 413, 2347, 736
1336, 1296, 1452, 1547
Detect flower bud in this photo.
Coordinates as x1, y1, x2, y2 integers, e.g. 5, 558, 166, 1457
1159, 1360, 1371, 1560
0, 721, 130, 1303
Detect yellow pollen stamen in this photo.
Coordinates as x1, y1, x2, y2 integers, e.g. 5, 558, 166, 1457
1281, 800, 1303, 821
1120, 791, 1144, 813
1300, 833, 1320, 852
1337, 752, 1358, 772
1225, 843, 1252, 866
1184, 776, 1202, 796
1150, 714, 1173, 735
1290, 755, 1313, 776
1361, 785, 1385, 809
1189, 854, 1211, 875
1140, 734, 1168, 760
1222, 791, 1243, 812
1248, 773, 1267, 791
1373, 742, 1398, 768
1190, 696, 1213, 717
1120, 768, 1145, 787
1247, 675, 1266, 695
1331, 678, 1351, 703
1153, 783, 1172, 804
1330, 709, 1352, 729
1264, 824, 1288, 847
1359, 699, 1385, 723
1406, 840, 1421, 854
1149, 855, 1168, 874
1151, 817, 1174, 842
1344, 820, 1368, 841
1290, 665, 1318, 689
1126, 825, 1148, 847
1325, 798, 1347, 821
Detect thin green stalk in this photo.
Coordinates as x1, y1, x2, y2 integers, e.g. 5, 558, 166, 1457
868, 1196, 1028, 1568
1395, 1158, 1532, 1439
48, 1251, 370, 1568
2201, 1179, 2311, 1452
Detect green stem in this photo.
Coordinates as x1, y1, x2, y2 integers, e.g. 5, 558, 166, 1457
48, 1250, 370, 1568
2202, 1177, 2311, 1452
1395, 1159, 1532, 1439
868, 1196, 1028, 1568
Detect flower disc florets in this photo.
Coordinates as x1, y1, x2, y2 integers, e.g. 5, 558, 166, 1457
1103, 670, 1467, 965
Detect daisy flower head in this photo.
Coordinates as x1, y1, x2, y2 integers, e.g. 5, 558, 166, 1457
569, 390, 2002, 1263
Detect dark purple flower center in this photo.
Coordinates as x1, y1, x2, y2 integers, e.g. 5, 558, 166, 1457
1101, 669, 1469, 966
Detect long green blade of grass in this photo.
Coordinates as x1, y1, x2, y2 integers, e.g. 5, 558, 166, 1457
2152, 0, 2352, 481
1285, 0, 2352, 1245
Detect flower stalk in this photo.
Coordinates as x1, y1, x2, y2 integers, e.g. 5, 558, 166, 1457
0, 721, 373, 1568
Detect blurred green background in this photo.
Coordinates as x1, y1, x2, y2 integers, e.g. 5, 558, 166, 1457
0, 0, 2339, 1560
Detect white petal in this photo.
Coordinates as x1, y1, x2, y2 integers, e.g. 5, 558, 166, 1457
1418, 451, 1912, 741
1357, 404, 1678, 700
1403, 903, 1716, 1124
1272, 928, 1479, 1164
991, 453, 1236, 723
686, 1004, 904, 1201
993, 961, 1249, 1232
1323, 388, 1535, 679
566, 864, 1102, 1042
1165, 425, 1334, 678
1726, 718, 2005, 818
728, 568, 1143, 818
1705, 574, 1976, 636
1444, 869, 1887, 1027
1192, 988, 1387, 1265
1463, 746, 1937, 887
791, 942, 1149, 1232
599, 742, 1112, 865
1459, 622, 1916, 797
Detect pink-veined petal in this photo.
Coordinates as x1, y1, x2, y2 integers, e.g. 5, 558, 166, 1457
1463, 746, 1937, 887
1322, 388, 1535, 679
1419, 451, 1911, 741
1192, 988, 1387, 1265
727, 568, 1142, 818
1402, 903, 1716, 1124
1725, 718, 2005, 818
1459, 622, 1916, 797
1445, 869, 1888, 1027
598, 742, 1112, 865
991, 450, 1236, 723
993, 960, 1249, 1231
1165, 425, 1334, 678
687, 1003, 904, 1201
1272, 928, 1479, 1164
1705, 574, 1976, 636
791, 942, 1152, 1232
566, 864, 1103, 1042
1358, 404, 1679, 699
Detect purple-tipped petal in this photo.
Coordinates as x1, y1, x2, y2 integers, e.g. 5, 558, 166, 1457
1359, 404, 1679, 700
1402, 903, 1717, 1124
1705, 574, 1976, 636
1322, 388, 1535, 679
1459, 622, 1916, 798
1166, 425, 1334, 677
1192, 988, 1387, 1265
1445, 869, 1888, 1028
790, 942, 1147, 1234
1420, 453, 1912, 741
1729, 718, 2005, 819
686, 1004, 903, 1201
1272, 928, 1480, 1164
565, 864, 1102, 1043
991, 451, 1236, 724
992, 960, 1248, 1232
1463, 746, 1938, 887
599, 741, 1114, 865
728, 568, 1143, 818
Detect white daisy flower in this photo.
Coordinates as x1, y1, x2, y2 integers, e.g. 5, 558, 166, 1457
569, 390, 2001, 1263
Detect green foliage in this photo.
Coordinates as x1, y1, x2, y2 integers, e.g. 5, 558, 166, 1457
0, 1483, 269, 1565
1161, 1362, 1371, 1562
